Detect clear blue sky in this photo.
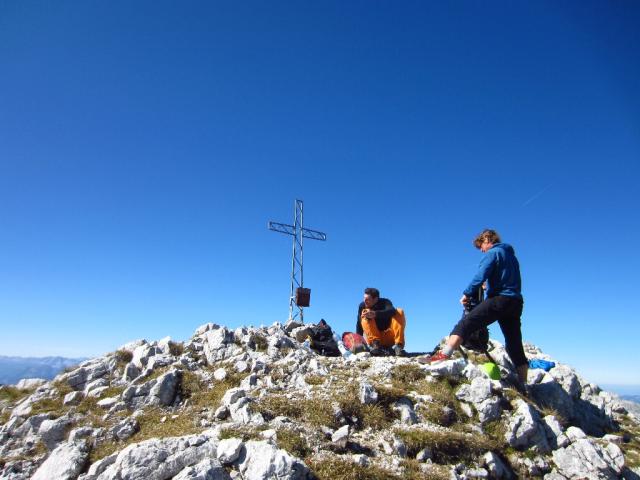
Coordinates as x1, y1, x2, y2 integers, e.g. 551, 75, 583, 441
1, 1, 639, 387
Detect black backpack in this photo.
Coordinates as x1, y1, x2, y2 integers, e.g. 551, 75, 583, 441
461, 288, 489, 353
462, 326, 489, 352
308, 319, 341, 357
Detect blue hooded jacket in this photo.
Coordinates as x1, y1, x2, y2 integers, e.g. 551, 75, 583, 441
463, 243, 522, 299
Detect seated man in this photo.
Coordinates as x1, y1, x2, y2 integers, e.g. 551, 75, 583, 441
356, 287, 406, 356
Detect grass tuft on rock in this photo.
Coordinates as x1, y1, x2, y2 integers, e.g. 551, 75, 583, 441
255, 394, 337, 428
29, 396, 65, 418
305, 375, 326, 386
336, 388, 397, 431
182, 370, 247, 409
413, 377, 466, 427
308, 456, 401, 480
0, 386, 33, 404
390, 364, 426, 387
90, 407, 202, 463
395, 428, 500, 464
619, 414, 640, 468
276, 428, 311, 459
252, 334, 269, 352
219, 426, 262, 441
400, 459, 450, 480
114, 349, 133, 367
168, 341, 184, 357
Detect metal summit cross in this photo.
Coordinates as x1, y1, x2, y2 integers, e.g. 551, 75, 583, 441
268, 199, 327, 323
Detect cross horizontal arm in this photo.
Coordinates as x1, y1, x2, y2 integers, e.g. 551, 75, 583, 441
268, 222, 295, 235
301, 228, 327, 241
268, 222, 327, 241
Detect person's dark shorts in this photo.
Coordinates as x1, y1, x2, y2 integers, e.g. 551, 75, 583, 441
451, 295, 527, 367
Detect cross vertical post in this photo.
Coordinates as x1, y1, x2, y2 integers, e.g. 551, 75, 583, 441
268, 199, 327, 322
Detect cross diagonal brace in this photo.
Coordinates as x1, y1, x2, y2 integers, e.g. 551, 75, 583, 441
268, 222, 327, 241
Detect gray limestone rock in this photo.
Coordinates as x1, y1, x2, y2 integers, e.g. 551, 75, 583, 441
78, 432, 218, 480
64, 391, 84, 406
565, 426, 587, 442
10, 413, 49, 438
543, 471, 568, 480
195, 323, 218, 336
360, 382, 378, 405
393, 437, 408, 457
392, 398, 418, 425
38, 416, 72, 450
118, 339, 147, 352
423, 358, 466, 377
234, 361, 249, 373
157, 336, 173, 355
482, 452, 513, 479
123, 361, 141, 382
87, 386, 110, 398
84, 378, 109, 394
235, 440, 309, 480
542, 415, 570, 449
121, 369, 181, 408
549, 365, 582, 398
97, 397, 119, 409
331, 425, 349, 448
504, 399, 550, 452
146, 354, 174, 372
416, 448, 433, 462
552, 438, 624, 479
31, 440, 89, 480
132, 343, 159, 369
222, 387, 246, 408
15, 378, 46, 390
109, 417, 139, 441
217, 438, 244, 465
172, 458, 232, 480
68, 426, 100, 443
529, 376, 615, 437
521, 456, 551, 476
64, 367, 89, 391
203, 328, 235, 364
149, 369, 181, 406
456, 376, 502, 423
214, 405, 229, 420
240, 373, 258, 390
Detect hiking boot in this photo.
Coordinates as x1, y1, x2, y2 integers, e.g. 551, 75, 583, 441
369, 341, 384, 357
392, 344, 407, 357
417, 351, 450, 364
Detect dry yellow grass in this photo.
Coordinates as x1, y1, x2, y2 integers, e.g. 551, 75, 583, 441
395, 428, 500, 464
307, 457, 400, 480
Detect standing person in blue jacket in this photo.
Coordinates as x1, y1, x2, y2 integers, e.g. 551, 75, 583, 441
420, 229, 528, 386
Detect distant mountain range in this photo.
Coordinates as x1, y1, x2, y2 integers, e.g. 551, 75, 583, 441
0, 355, 86, 385
621, 395, 640, 403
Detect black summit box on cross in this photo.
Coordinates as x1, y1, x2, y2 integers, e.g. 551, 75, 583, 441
295, 288, 311, 307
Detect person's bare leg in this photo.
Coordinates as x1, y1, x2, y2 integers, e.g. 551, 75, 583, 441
442, 334, 463, 355
418, 334, 467, 364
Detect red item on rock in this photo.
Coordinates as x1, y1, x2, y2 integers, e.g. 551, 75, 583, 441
417, 351, 450, 364
342, 332, 368, 354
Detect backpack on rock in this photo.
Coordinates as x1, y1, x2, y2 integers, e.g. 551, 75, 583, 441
307, 319, 341, 357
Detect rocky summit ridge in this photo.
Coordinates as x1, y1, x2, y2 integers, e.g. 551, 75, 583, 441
1, 322, 639, 480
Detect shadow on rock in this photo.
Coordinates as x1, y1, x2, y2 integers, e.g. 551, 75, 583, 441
529, 383, 618, 437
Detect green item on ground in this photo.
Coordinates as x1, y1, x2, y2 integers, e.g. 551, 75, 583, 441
481, 362, 501, 380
